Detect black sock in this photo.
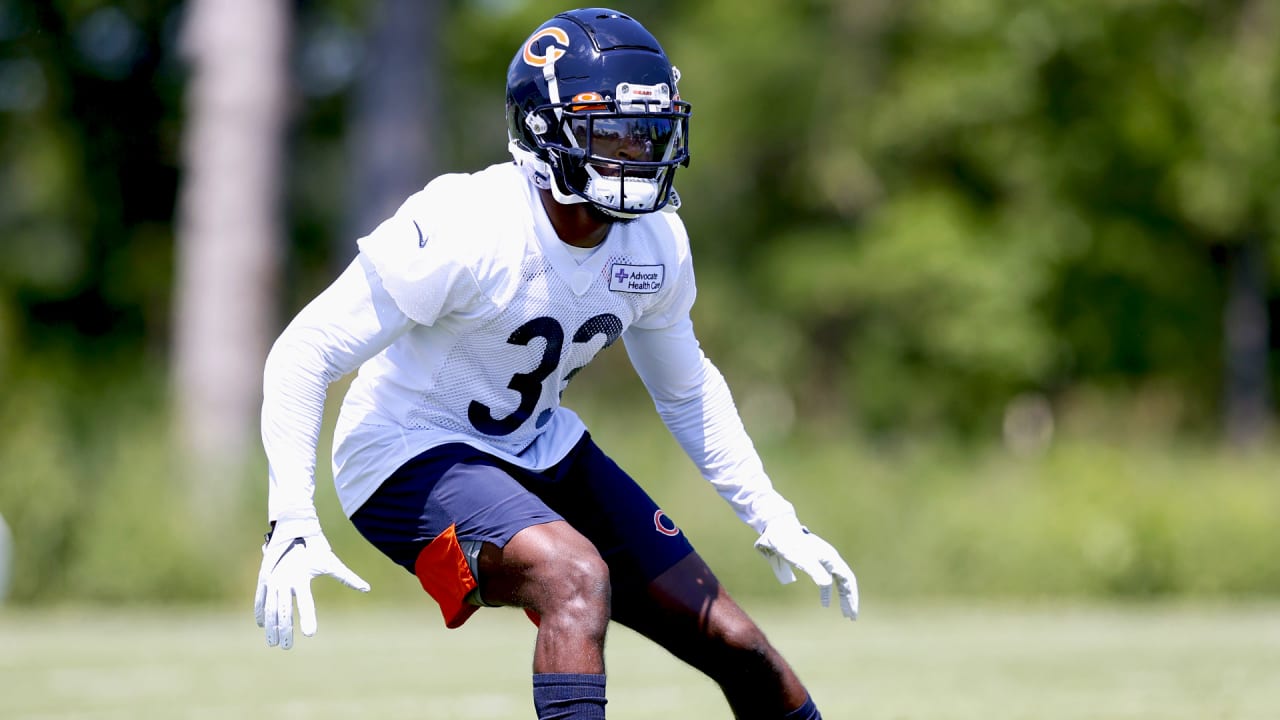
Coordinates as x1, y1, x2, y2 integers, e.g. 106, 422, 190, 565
532, 672, 607, 719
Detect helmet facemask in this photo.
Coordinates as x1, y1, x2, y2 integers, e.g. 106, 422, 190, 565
563, 104, 687, 216
522, 83, 689, 218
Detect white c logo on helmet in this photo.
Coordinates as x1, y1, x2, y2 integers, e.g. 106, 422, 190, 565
522, 27, 570, 67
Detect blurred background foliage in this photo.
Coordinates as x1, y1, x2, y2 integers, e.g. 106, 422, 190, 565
0, 0, 1278, 607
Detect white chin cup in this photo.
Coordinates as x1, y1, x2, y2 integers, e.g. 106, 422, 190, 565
584, 173, 661, 213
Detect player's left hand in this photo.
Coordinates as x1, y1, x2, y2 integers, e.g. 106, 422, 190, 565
755, 514, 858, 621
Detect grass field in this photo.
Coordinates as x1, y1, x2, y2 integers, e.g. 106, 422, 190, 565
2, 601, 1277, 719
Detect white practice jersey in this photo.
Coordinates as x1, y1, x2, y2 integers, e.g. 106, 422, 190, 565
261, 162, 795, 532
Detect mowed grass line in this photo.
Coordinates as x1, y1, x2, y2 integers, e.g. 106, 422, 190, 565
1, 602, 1277, 719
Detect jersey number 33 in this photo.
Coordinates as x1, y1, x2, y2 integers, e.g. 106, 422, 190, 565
467, 312, 623, 436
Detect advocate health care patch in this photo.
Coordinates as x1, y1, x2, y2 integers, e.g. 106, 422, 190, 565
609, 263, 665, 294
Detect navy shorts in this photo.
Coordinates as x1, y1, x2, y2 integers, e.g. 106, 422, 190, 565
350, 433, 695, 598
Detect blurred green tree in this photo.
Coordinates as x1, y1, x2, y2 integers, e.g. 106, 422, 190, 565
0, 0, 1277, 468
173, 0, 292, 514
666, 0, 1279, 443
1, 0, 1280, 605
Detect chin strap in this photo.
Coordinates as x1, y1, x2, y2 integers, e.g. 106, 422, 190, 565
508, 138, 587, 205
663, 187, 681, 213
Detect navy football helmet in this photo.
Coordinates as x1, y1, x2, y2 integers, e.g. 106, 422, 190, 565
506, 8, 691, 218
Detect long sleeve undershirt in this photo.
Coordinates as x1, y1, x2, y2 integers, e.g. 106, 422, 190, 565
261, 254, 794, 532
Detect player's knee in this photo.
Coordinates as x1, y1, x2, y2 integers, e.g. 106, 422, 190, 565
505, 522, 610, 628
527, 550, 611, 635
716, 613, 771, 656
702, 612, 781, 682
554, 553, 610, 614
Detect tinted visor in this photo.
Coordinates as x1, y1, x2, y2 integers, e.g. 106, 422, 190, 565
567, 115, 678, 165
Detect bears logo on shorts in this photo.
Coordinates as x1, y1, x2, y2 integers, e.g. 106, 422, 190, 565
653, 509, 680, 537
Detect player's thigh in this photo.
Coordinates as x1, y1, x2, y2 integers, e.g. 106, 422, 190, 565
350, 443, 562, 567
519, 433, 695, 587
521, 435, 770, 658
351, 443, 608, 618
610, 550, 767, 660
473, 519, 608, 609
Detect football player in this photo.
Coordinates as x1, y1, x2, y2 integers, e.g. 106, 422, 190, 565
255, 8, 857, 719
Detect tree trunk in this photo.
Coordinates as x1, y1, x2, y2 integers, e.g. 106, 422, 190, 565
339, 0, 442, 266
1222, 235, 1271, 446
173, 0, 292, 511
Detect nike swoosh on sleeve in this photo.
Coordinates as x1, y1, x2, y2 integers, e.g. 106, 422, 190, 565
414, 220, 426, 248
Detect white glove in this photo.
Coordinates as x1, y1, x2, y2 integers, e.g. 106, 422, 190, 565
254, 517, 370, 649
755, 514, 859, 621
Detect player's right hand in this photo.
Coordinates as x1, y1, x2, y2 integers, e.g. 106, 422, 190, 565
253, 517, 370, 650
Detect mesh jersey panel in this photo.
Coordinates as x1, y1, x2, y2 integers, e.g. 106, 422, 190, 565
400, 247, 672, 454
347, 163, 695, 463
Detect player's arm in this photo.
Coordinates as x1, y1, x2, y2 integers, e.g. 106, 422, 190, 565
622, 317, 859, 621
256, 253, 414, 649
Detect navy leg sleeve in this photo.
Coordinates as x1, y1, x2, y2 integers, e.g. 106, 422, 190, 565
784, 695, 822, 719
532, 673, 607, 720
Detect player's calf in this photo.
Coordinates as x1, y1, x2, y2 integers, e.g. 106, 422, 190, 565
485, 522, 611, 719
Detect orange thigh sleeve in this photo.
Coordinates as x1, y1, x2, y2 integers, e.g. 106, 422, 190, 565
413, 524, 480, 629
